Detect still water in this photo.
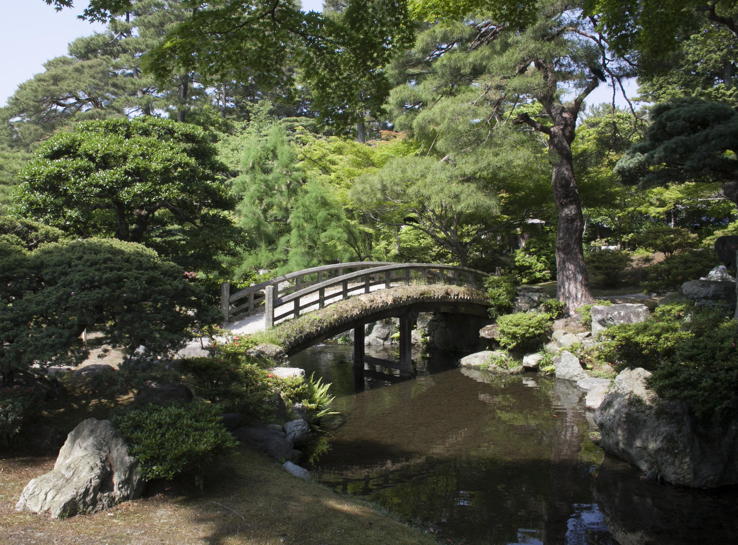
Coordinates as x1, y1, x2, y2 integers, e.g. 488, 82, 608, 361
291, 345, 738, 545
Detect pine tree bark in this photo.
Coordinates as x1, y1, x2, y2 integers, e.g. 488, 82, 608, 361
549, 118, 593, 313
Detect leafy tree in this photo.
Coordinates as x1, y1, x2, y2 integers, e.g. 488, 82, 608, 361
638, 23, 738, 107
16, 117, 235, 272
0, 238, 214, 386
287, 180, 355, 269
229, 121, 304, 273
393, 0, 633, 310
47, 0, 414, 136
351, 156, 499, 266
584, 0, 737, 74
616, 99, 738, 199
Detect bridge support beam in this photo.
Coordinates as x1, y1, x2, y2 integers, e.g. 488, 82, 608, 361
398, 314, 413, 376
353, 325, 365, 370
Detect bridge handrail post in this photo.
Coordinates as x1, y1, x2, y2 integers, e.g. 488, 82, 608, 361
220, 282, 231, 322
265, 285, 276, 329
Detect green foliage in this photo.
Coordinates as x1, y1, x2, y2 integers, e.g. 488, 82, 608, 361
600, 303, 738, 418
0, 238, 214, 386
495, 312, 553, 353
642, 248, 717, 293
585, 249, 631, 289
616, 99, 738, 188
599, 303, 692, 370
113, 401, 237, 482
513, 248, 553, 284
625, 224, 698, 256
142, 0, 414, 132
295, 375, 338, 423
16, 117, 235, 272
484, 275, 516, 319
0, 386, 42, 447
351, 155, 499, 266
0, 216, 65, 251
541, 298, 566, 320
179, 357, 275, 421
485, 351, 519, 371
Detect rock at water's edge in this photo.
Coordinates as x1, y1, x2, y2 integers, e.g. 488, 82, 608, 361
554, 351, 587, 382
16, 418, 143, 518
594, 368, 738, 488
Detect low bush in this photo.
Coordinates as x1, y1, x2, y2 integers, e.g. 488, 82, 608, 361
495, 312, 553, 353
485, 275, 516, 319
179, 357, 275, 421
626, 224, 697, 256
0, 386, 41, 447
585, 249, 631, 288
113, 401, 237, 482
642, 248, 716, 293
513, 248, 552, 284
599, 303, 738, 418
540, 298, 566, 319
486, 351, 518, 370
598, 305, 691, 370
210, 335, 261, 364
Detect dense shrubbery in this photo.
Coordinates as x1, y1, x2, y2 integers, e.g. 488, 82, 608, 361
485, 275, 516, 319
642, 248, 716, 293
585, 249, 631, 288
0, 238, 216, 387
113, 402, 237, 482
600, 303, 738, 418
513, 248, 552, 284
495, 312, 553, 353
0, 386, 42, 447
180, 357, 277, 421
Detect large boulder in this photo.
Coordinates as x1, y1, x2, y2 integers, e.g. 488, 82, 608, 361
595, 368, 738, 488
591, 304, 650, 337
365, 318, 397, 345
16, 418, 143, 518
681, 279, 736, 309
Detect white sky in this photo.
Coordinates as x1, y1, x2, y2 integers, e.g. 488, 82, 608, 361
0, 1, 634, 109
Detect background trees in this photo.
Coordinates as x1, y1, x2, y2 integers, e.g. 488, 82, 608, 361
16, 117, 235, 272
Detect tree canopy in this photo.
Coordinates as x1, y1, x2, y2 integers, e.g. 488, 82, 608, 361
16, 116, 235, 271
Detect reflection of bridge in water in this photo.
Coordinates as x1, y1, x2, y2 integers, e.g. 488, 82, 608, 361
220, 262, 491, 379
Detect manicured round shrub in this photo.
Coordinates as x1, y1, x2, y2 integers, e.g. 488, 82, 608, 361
113, 401, 237, 482
495, 312, 552, 352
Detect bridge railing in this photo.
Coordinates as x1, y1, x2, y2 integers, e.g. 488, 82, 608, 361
220, 262, 393, 321
264, 263, 489, 327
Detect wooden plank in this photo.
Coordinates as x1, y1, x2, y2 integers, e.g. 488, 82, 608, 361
319, 287, 325, 309
265, 285, 275, 329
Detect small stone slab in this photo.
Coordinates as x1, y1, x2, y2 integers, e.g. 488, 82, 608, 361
591, 304, 650, 337
283, 461, 311, 480
270, 367, 305, 380
522, 353, 544, 371
459, 351, 497, 368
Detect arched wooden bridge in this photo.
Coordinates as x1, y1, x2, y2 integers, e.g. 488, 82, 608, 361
220, 262, 490, 327
220, 262, 491, 381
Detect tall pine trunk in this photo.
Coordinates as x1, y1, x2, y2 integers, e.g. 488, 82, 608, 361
549, 125, 593, 313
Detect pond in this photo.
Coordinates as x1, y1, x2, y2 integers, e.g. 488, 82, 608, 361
290, 344, 738, 545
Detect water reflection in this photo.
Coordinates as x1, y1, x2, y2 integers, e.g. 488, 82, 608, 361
290, 344, 738, 545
